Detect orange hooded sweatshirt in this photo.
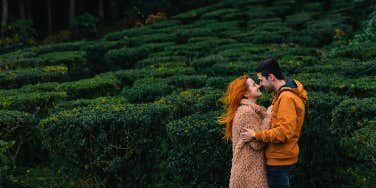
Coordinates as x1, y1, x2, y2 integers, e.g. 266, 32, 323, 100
255, 80, 308, 166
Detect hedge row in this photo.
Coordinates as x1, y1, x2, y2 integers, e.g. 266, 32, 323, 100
0, 92, 66, 115
0, 110, 45, 166
158, 87, 222, 118
39, 103, 172, 187
294, 73, 376, 98
58, 74, 122, 99
123, 75, 207, 103
0, 66, 69, 89
165, 111, 231, 186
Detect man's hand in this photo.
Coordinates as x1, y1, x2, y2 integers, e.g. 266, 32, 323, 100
240, 127, 256, 142
267, 105, 273, 117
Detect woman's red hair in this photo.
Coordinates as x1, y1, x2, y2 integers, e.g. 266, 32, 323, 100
218, 75, 249, 140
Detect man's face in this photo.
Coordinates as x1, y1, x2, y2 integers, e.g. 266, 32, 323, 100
256, 73, 274, 93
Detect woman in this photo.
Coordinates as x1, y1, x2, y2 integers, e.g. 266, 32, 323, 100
218, 75, 272, 188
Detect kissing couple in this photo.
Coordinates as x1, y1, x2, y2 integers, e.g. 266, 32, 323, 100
218, 58, 308, 188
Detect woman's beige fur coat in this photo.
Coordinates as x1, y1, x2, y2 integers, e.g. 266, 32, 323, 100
229, 99, 271, 188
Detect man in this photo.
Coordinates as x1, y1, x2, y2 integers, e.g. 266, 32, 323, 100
240, 58, 308, 188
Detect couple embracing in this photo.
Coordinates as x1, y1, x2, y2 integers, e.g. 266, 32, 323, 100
218, 59, 308, 188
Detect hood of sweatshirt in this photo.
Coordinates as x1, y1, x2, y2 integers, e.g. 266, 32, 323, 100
276, 80, 308, 104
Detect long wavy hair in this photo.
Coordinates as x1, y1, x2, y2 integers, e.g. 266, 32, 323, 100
217, 75, 249, 140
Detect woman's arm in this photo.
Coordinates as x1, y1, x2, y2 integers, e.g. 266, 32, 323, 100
238, 108, 266, 151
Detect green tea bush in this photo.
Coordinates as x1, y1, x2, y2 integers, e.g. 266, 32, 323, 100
205, 76, 236, 90
83, 40, 126, 73
39, 103, 171, 187
0, 92, 66, 115
0, 110, 45, 166
294, 92, 347, 187
103, 26, 155, 41
158, 87, 222, 118
166, 75, 207, 89
38, 51, 90, 78
337, 120, 376, 187
0, 58, 41, 71
201, 8, 238, 20
58, 74, 122, 99
123, 77, 175, 103
191, 55, 227, 73
329, 42, 376, 60
0, 66, 69, 89
104, 46, 151, 68
135, 56, 187, 68
331, 97, 376, 136
211, 61, 254, 76
165, 111, 231, 186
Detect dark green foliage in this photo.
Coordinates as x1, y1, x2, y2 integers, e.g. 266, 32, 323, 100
58, 74, 122, 99
165, 111, 232, 186
331, 97, 376, 136
83, 40, 126, 73
104, 46, 151, 68
0, 66, 69, 89
1, 0, 376, 187
39, 103, 172, 187
0, 92, 66, 115
123, 77, 175, 103
293, 92, 347, 187
0, 110, 45, 166
158, 87, 222, 118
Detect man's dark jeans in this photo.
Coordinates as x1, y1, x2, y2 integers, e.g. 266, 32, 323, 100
266, 165, 296, 188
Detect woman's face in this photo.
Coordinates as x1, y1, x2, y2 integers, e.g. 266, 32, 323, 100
245, 78, 262, 98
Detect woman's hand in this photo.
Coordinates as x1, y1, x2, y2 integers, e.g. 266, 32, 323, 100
240, 127, 256, 142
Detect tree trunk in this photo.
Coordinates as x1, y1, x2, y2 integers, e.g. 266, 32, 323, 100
98, 0, 104, 18
47, 0, 52, 33
26, 0, 31, 19
1, 0, 8, 37
69, 0, 75, 24
19, 0, 25, 20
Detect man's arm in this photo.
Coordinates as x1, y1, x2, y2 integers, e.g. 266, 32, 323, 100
255, 95, 297, 144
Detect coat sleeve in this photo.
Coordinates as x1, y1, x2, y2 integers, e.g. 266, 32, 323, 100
236, 108, 266, 151
255, 94, 297, 144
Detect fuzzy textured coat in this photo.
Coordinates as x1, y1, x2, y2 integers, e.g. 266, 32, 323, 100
229, 99, 271, 188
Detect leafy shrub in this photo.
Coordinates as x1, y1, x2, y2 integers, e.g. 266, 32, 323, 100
135, 55, 187, 68
165, 111, 231, 186
70, 13, 100, 39
329, 42, 376, 60
205, 76, 236, 89
53, 96, 127, 113
211, 61, 254, 76
337, 121, 376, 187
58, 74, 122, 99
123, 77, 175, 103
331, 97, 376, 136
104, 46, 151, 68
294, 73, 376, 98
191, 55, 227, 73
37, 51, 90, 78
285, 12, 317, 29
0, 91, 66, 116
83, 40, 126, 73
158, 87, 222, 118
0, 140, 16, 187
1, 19, 36, 46
39, 103, 171, 187
0, 110, 45, 166
0, 66, 69, 89
166, 75, 207, 89
0, 57, 41, 71
38, 51, 86, 66
294, 92, 347, 187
